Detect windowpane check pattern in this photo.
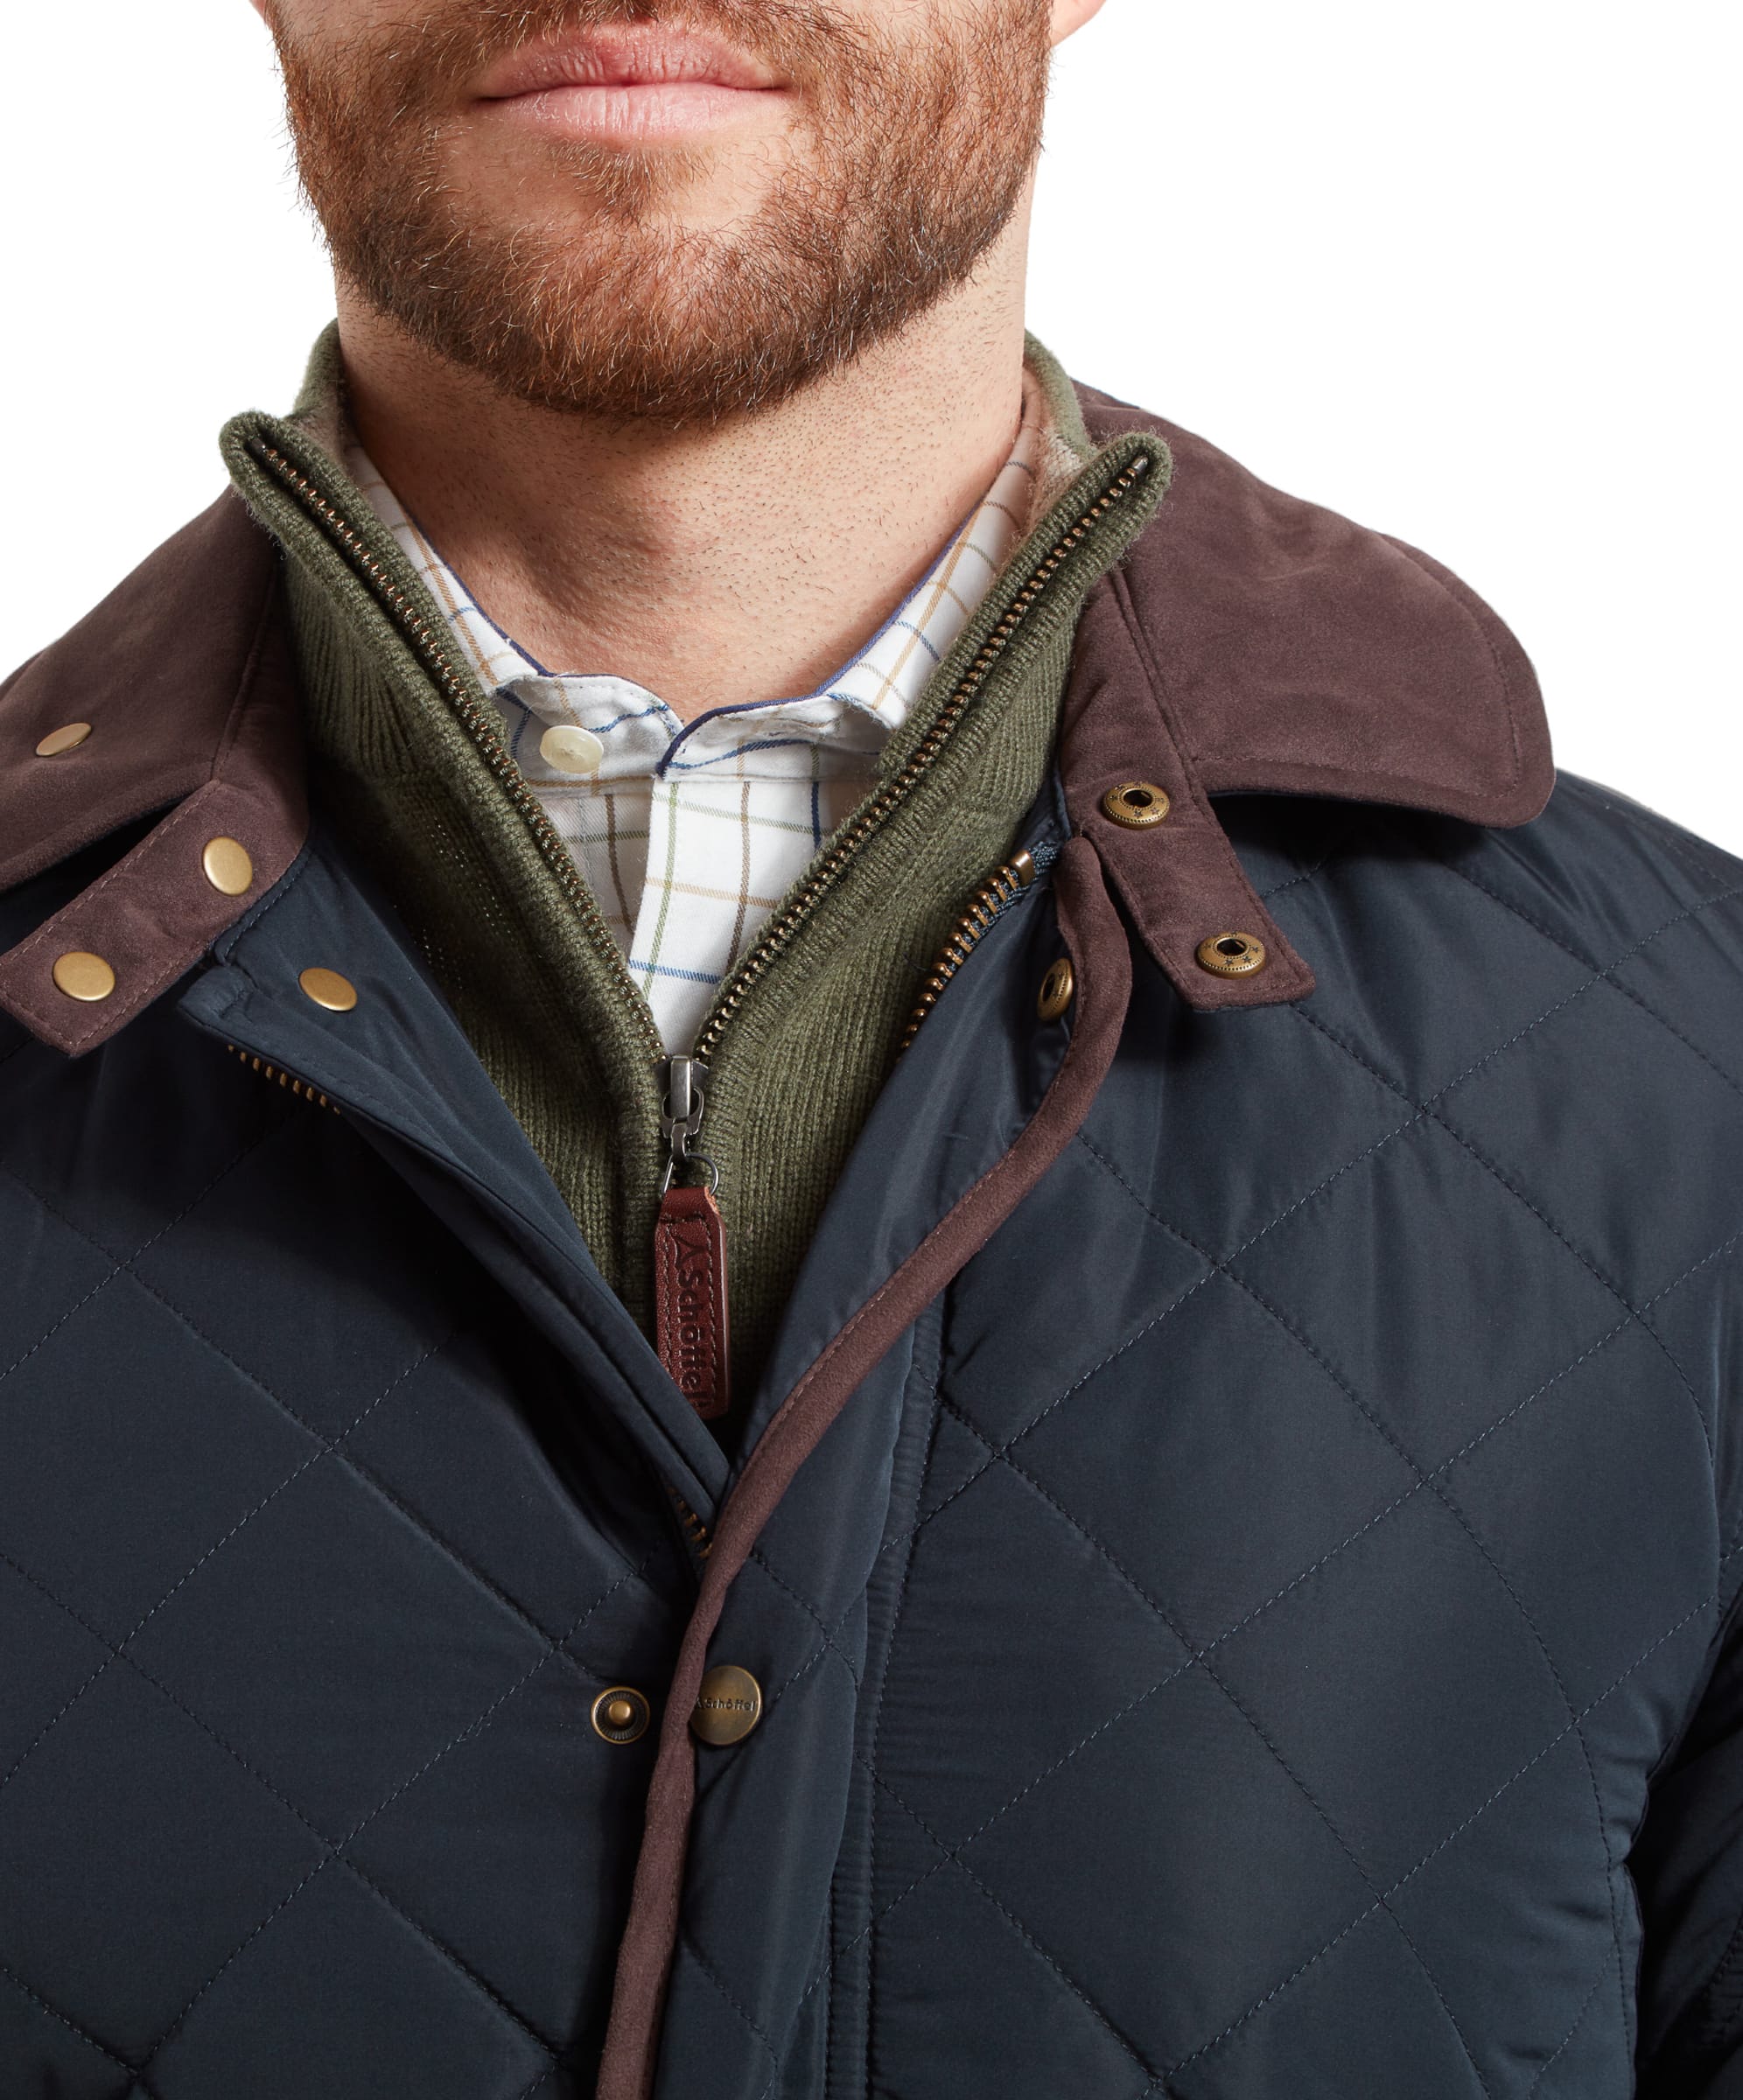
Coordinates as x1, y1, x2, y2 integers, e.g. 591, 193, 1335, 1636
344, 374, 1058, 1053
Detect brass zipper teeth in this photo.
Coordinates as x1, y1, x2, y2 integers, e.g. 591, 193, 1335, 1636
897, 850, 1038, 1055
245, 437, 668, 1072
668, 1485, 713, 1558
224, 1043, 340, 1114
686, 452, 1154, 1067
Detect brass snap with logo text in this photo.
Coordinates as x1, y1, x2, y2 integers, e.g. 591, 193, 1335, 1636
690, 1664, 763, 1746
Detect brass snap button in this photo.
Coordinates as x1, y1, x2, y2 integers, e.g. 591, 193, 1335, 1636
1195, 932, 1268, 978
690, 1664, 763, 1746
201, 836, 256, 898
592, 1686, 651, 1746
52, 951, 116, 1003
35, 722, 93, 758
1037, 957, 1075, 1021
298, 967, 359, 1012
1101, 780, 1170, 830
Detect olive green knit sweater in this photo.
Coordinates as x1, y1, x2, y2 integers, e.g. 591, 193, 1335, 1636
220, 333, 1168, 1433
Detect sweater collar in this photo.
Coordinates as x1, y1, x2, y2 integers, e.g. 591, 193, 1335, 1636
0, 339, 1550, 1053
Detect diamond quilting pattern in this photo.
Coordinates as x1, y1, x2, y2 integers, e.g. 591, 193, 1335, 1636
0, 1273, 318, 1639
345, 1657, 653, 2050
875, 1426, 1194, 1853
1432, 981, 1743, 1318
142, 1869, 556, 2100
1376, 1731, 1632, 2096
0, 1041, 287, 1264
128, 1117, 486, 1440
1447, 1320, 1719, 1710
126, 1455, 555, 1834
1266, 836, 1600, 1106
1207, 1490, 1570, 1884
864, 1859, 1174, 2097
0, 1664, 326, 2059
960, 1268, 1420, 1643
1106, 962, 1412, 1264
950, 1657, 1379, 2070
1225, 1113, 1628, 1473
1162, 1903, 1503, 2100
845, 788, 1743, 2098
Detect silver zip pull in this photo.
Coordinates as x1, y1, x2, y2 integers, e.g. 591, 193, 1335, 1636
660, 1056, 718, 1195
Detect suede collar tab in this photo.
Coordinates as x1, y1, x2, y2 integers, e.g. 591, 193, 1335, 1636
0, 383, 1550, 1051
0, 493, 308, 1054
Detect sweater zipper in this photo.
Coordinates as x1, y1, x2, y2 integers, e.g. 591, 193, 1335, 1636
244, 433, 1156, 1475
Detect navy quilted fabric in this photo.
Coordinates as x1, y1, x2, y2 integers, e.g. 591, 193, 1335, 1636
4, 770, 1743, 2099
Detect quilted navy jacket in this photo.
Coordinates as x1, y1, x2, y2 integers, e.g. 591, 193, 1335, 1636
4, 389, 1743, 2100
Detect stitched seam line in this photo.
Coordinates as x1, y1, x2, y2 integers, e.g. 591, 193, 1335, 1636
4, 1154, 660, 1665
858, 1750, 1164, 2087
679, 1928, 781, 2070
776, 1144, 1742, 2036
0, 1328, 464, 1802
1527, 1966, 1606, 2097
1420, 838, 1743, 1108
935, 1400, 1501, 2097
0, 1109, 296, 1390
0, 1953, 160, 2094
1166, 1587, 1724, 2076
0, 1534, 570, 2076
1293, 1002, 1718, 1468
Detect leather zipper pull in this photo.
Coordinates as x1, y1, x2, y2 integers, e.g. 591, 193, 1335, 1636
654, 1180, 731, 1420
656, 1057, 730, 1419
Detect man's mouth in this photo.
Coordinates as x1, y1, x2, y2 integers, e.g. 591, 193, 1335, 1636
474, 24, 790, 142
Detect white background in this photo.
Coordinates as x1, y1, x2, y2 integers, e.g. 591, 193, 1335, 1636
4, 2, 1737, 846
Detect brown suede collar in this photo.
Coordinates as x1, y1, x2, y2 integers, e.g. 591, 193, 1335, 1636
0, 494, 307, 1053
0, 389, 1550, 1053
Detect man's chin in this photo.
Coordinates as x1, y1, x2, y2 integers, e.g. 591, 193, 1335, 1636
444, 134, 766, 235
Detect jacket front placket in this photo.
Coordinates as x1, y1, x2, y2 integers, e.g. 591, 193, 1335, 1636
589, 548, 1326, 2099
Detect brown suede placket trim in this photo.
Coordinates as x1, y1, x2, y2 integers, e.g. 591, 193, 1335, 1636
593, 832, 1135, 2100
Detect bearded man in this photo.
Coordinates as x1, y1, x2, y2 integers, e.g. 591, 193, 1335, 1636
2, 3, 1741, 2095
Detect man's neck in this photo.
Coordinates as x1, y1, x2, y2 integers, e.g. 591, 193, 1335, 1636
337, 208, 1035, 724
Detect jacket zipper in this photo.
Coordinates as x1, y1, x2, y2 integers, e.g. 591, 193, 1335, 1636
223, 1042, 340, 1112
897, 841, 1058, 1055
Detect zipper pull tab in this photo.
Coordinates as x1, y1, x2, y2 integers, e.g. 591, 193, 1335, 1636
654, 1059, 731, 1422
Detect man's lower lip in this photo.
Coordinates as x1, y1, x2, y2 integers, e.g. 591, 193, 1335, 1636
480, 80, 786, 144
